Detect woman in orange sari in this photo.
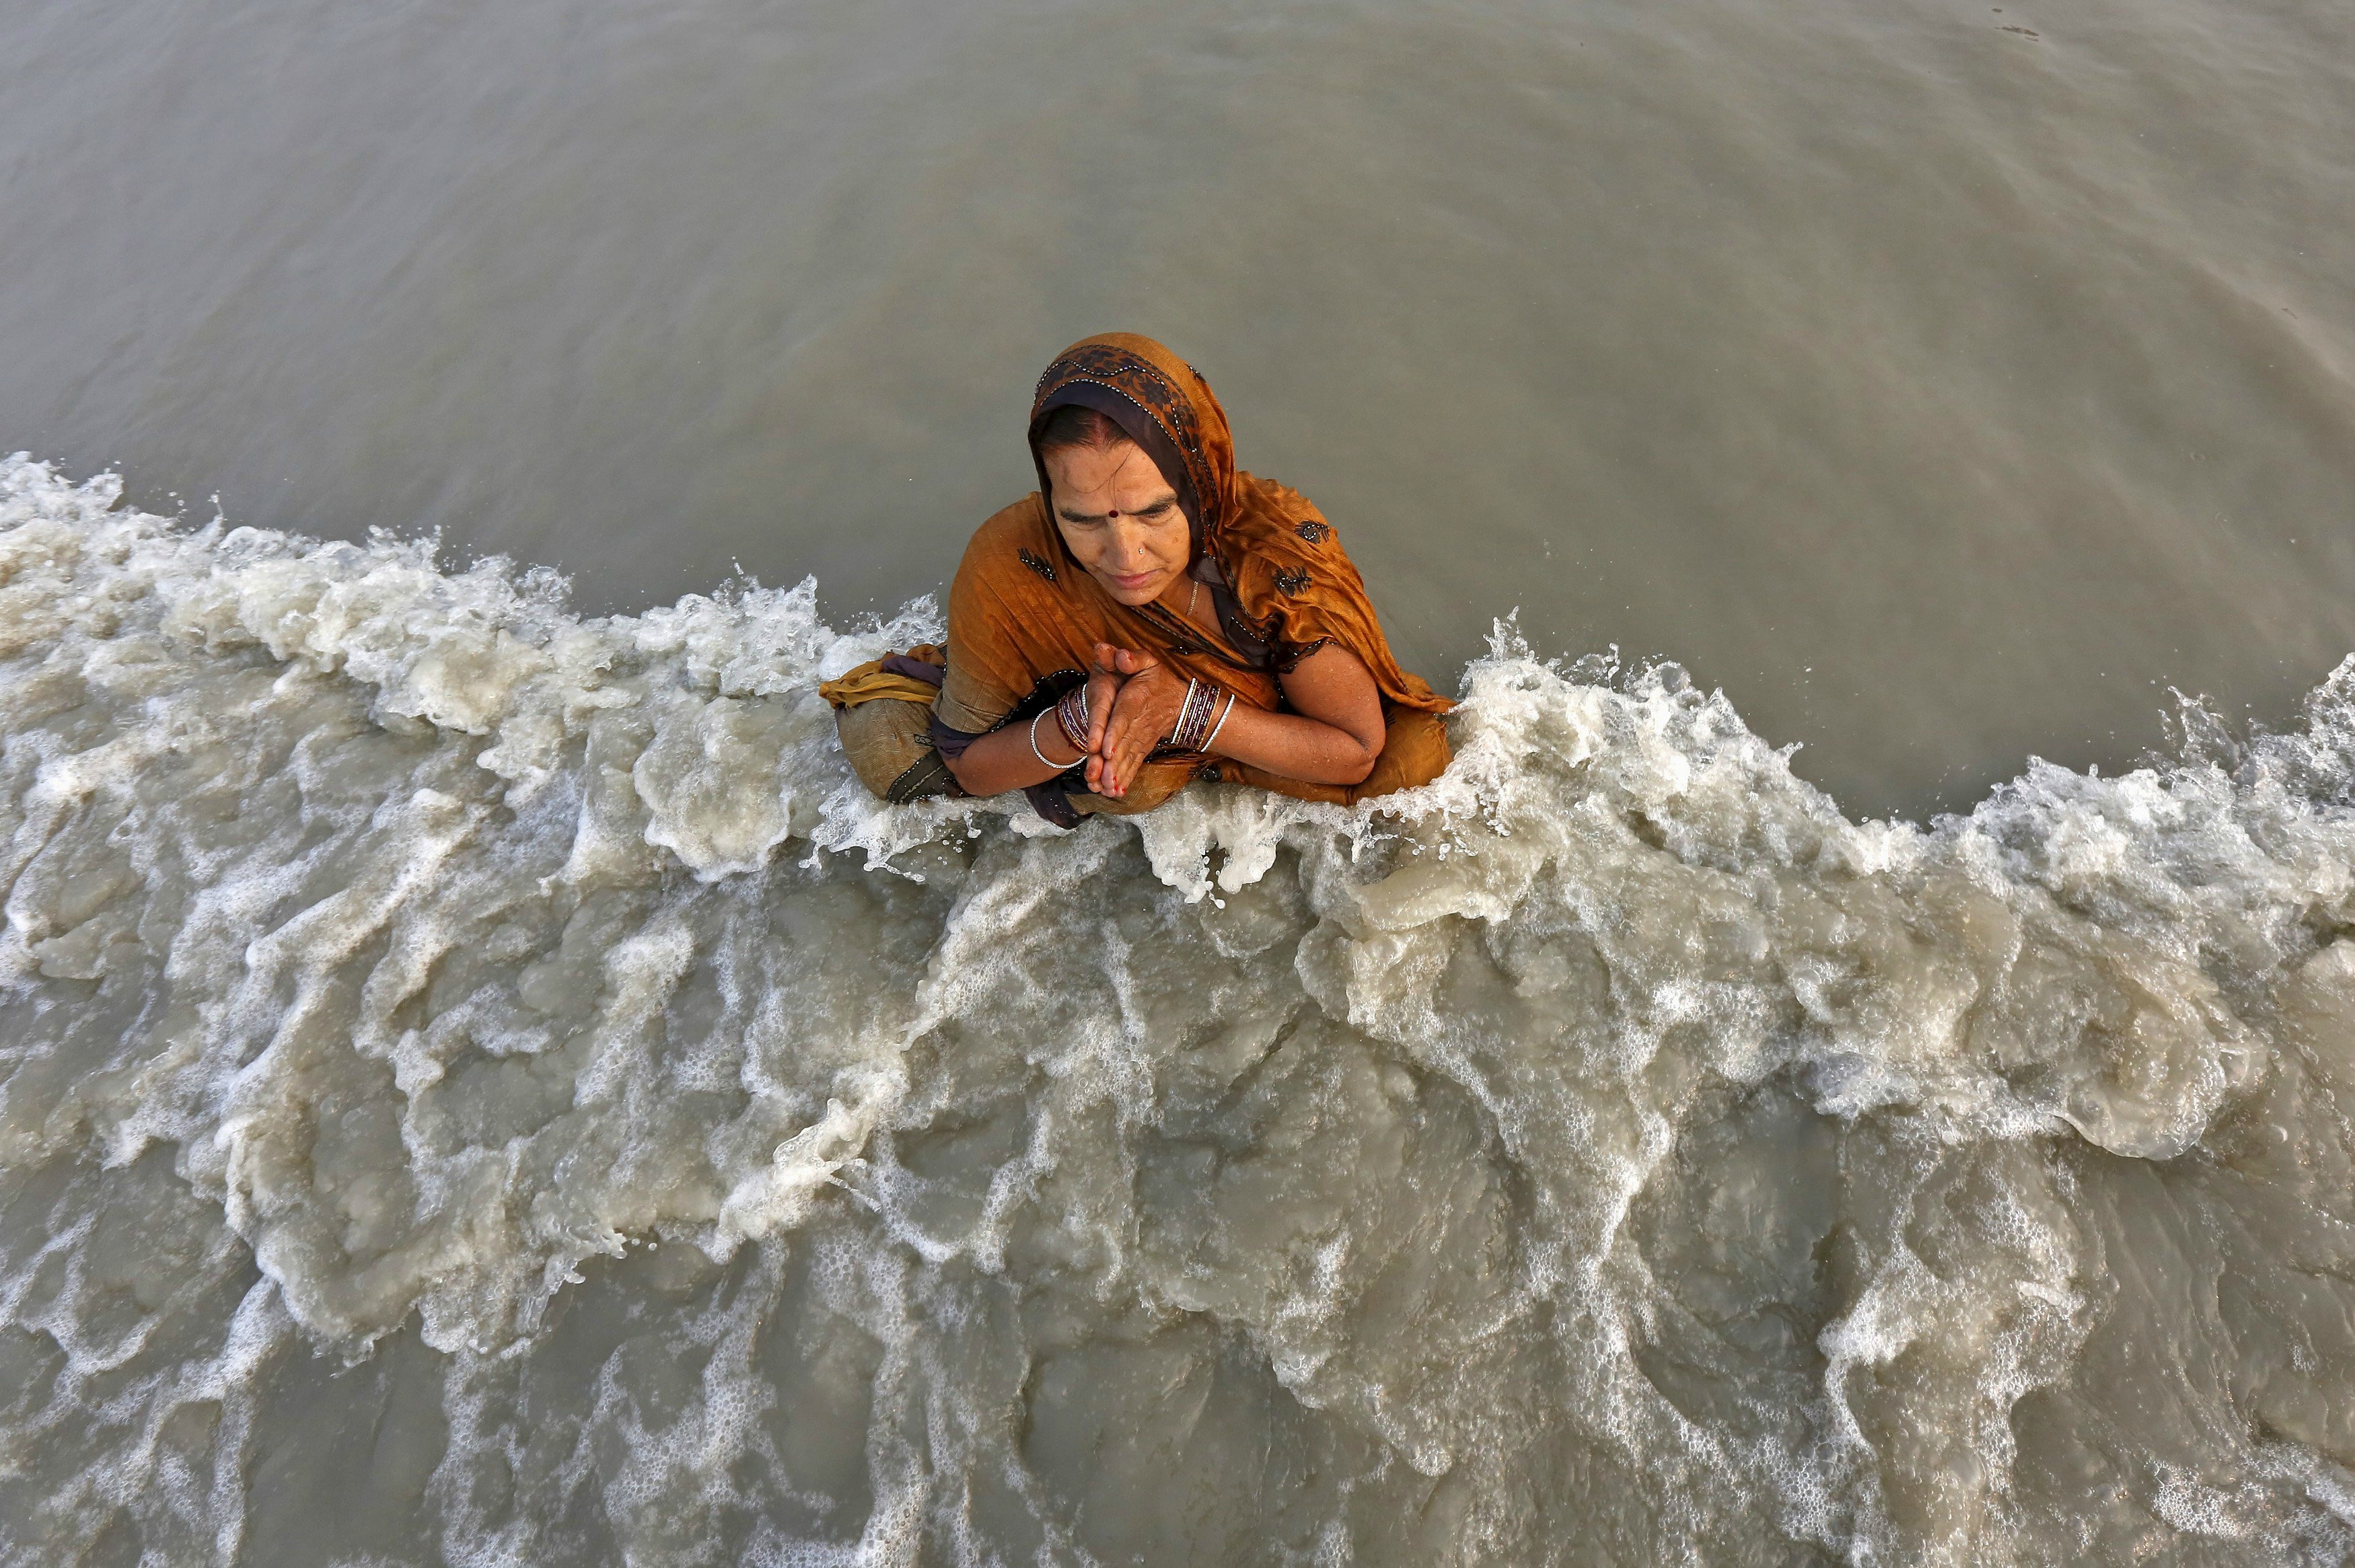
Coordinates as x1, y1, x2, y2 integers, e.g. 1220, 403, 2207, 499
825, 333, 1451, 824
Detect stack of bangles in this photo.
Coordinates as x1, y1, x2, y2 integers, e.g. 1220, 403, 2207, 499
1054, 683, 1092, 752
1029, 677, 1237, 771
1168, 677, 1237, 754
1024, 681, 1095, 770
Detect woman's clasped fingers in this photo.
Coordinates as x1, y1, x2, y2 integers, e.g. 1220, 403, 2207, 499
1097, 665, 1182, 797
1093, 642, 1158, 677
1090, 641, 1138, 676
1083, 667, 1122, 754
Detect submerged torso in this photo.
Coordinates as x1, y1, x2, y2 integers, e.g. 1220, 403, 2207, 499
935, 474, 1447, 739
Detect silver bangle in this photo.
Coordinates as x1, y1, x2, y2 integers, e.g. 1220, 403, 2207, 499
1202, 692, 1237, 753
1169, 677, 1219, 752
1028, 710, 1063, 771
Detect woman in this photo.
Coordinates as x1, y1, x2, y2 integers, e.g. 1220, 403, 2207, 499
824, 333, 1451, 823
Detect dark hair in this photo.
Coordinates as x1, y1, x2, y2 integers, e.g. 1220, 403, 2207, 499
1034, 404, 1134, 456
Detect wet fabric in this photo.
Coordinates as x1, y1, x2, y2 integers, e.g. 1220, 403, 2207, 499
817, 644, 948, 710
820, 646, 962, 803
926, 332, 1453, 813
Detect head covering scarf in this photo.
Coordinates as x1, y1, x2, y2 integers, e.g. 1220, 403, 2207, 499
932, 332, 1450, 813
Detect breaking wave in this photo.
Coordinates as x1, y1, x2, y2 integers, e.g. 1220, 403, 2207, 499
3, 453, 2354, 1565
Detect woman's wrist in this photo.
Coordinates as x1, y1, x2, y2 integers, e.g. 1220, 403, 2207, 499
1027, 710, 1083, 772
1167, 677, 1226, 752
1055, 683, 1092, 752
1200, 691, 1237, 754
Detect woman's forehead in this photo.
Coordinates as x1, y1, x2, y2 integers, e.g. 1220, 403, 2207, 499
1043, 441, 1170, 496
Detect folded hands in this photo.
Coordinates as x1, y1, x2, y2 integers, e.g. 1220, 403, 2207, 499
1075, 641, 1196, 799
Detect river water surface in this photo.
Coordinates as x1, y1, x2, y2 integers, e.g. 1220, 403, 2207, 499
3, 0, 2353, 1563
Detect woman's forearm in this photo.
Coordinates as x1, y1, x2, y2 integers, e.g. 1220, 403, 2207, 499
1204, 699, 1379, 786
942, 714, 1085, 796
947, 698, 1377, 796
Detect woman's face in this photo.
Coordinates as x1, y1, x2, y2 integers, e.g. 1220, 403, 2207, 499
1042, 440, 1190, 607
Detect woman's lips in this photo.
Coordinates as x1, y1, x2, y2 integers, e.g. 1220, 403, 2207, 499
1107, 570, 1158, 591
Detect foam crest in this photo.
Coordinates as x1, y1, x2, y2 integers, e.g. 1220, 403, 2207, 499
5, 455, 2355, 1564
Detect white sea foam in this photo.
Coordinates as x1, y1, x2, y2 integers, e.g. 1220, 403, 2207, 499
3, 453, 2354, 1565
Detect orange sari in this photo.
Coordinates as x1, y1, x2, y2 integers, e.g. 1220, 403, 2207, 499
929, 333, 1451, 817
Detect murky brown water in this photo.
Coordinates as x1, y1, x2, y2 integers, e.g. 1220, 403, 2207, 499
4, 0, 2350, 815
3, 0, 2354, 1563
